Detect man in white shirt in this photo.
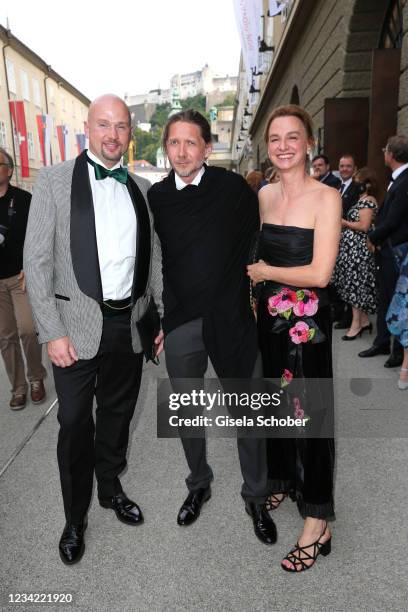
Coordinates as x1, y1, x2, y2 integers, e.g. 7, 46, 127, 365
24, 95, 162, 565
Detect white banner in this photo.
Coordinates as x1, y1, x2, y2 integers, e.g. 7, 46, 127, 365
233, 0, 262, 83
268, 0, 289, 16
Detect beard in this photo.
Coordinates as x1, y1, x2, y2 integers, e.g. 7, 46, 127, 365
173, 158, 205, 178
101, 142, 124, 163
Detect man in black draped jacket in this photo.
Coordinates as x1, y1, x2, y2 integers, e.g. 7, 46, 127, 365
148, 110, 276, 545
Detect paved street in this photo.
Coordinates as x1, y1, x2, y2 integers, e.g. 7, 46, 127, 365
0, 327, 407, 612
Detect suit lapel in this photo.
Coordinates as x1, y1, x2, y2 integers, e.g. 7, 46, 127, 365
126, 175, 151, 302
386, 166, 408, 197
381, 169, 406, 216
70, 151, 103, 302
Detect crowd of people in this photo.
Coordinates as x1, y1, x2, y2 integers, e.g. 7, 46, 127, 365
1, 96, 407, 575
247, 138, 408, 390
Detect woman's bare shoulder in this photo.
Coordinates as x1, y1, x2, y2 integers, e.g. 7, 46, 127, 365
259, 182, 279, 207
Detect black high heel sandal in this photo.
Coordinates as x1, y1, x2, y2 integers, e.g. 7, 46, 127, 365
265, 493, 287, 511
341, 328, 363, 341
361, 323, 373, 334
281, 524, 332, 573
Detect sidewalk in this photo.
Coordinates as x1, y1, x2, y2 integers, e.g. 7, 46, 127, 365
0, 330, 407, 611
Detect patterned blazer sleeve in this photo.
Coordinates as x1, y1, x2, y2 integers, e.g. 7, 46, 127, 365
150, 229, 164, 319
23, 168, 68, 343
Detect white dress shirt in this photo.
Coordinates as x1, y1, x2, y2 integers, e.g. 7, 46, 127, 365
340, 177, 352, 194
87, 149, 136, 300
175, 166, 205, 190
388, 162, 408, 190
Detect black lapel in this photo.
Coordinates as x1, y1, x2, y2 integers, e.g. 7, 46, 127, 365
126, 175, 151, 302
386, 166, 408, 197
382, 173, 402, 215
70, 151, 103, 302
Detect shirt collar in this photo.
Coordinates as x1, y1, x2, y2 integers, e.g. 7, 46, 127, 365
174, 166, 205, 190
341, 177, 352, 188
392, 162, 408, 181
87, 148, 122, 172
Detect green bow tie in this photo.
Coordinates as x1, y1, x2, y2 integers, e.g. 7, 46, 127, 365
87, 156, 128, 184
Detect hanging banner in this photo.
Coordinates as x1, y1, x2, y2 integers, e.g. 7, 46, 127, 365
233, 0, 262, 84
268, 0, 290, 16
9, 100, 29, 178
36, 114, 53, 166
76, 133, 86, 155
36, 115, 46, 166
56, 124, 69, 162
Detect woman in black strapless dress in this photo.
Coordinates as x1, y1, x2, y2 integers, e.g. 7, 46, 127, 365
247, 106, 341, 572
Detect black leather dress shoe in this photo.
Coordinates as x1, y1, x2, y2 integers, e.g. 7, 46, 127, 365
59, 519, 87, 565
384, 354, 404, 368
99, 492, 144, 525
177, 487, 211, 526
358, 345, 390, 358
245, 502, 277, 545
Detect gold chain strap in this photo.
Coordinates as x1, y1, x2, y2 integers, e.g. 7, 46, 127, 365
102, 301, 131, 311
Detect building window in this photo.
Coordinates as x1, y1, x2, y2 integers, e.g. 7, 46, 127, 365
48, 84, 55, 104
21, 70, 30, 100
379, 0, 403, 49
32, 78, 41, 106
6, 59, 16, 94
27, 131, 35, 159
0, 121, 7, 147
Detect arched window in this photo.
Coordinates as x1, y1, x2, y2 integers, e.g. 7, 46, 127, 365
379, 0, 403, 48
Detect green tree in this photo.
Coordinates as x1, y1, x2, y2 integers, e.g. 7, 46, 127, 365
135, 94, 212, 164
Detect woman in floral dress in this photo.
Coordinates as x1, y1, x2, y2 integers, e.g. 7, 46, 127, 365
332, 167, 378, 340
386, 244, 408, 389
247, 105, 341, 572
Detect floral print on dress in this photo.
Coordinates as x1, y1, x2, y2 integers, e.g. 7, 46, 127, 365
387, 249, 408, 348
332, 198, 378, 313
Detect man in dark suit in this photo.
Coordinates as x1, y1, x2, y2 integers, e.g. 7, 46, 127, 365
311, 154, 341, 189
148, 110, 276, 546
24, 95, 162, 564
359, 135, 408, 367
338, 154, 361, 217
331, 154, 362, 328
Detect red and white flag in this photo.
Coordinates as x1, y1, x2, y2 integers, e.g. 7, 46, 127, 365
9, 100, 29, 177
57, 124, 69, 162
36, 114, 53, 166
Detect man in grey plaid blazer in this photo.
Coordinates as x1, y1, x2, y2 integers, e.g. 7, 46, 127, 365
24, 94, 163, 565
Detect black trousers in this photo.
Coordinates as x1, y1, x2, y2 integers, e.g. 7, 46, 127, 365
374, 251, 403, 353
164, 318, 268, 503
53, 313, 143, 523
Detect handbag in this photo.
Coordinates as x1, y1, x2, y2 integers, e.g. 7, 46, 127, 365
248, 230, 262, 307
136, 296, 161, 364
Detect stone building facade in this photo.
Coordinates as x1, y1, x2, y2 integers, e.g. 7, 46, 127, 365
234, 0, 408, 195
0, 25, 90, 191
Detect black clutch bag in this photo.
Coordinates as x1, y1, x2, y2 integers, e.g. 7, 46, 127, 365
248, 230, 262, 305
136, 297, 161, 364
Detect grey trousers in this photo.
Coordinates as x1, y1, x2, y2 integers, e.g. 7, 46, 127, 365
165, 318, 268, 503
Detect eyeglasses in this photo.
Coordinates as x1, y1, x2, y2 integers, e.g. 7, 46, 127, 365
0, 163, 12, 167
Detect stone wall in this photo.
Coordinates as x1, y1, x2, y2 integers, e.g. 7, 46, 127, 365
243, 0, 403, 174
